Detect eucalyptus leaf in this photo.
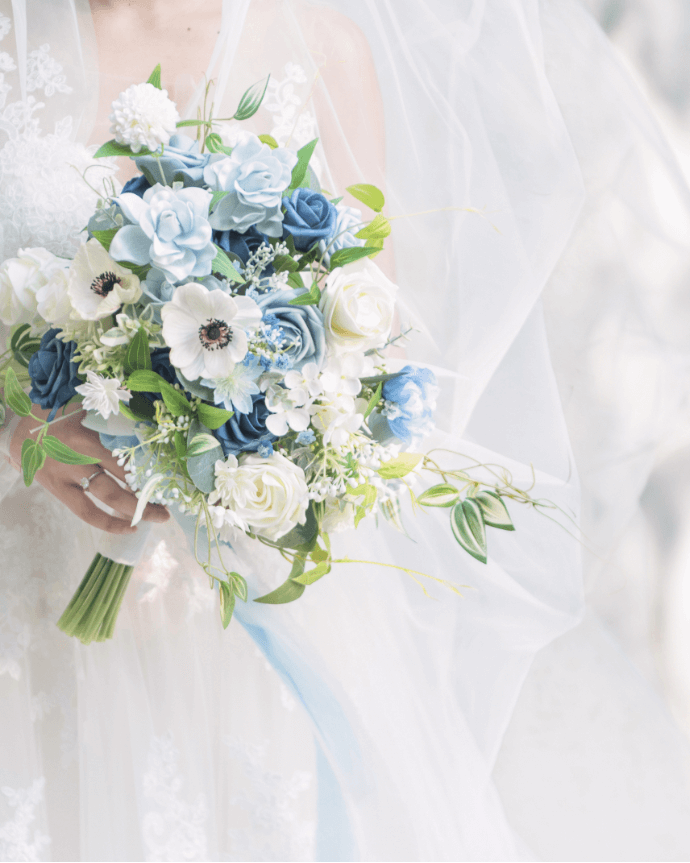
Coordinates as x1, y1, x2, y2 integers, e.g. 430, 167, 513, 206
450, 499, 487, 564
377, 452, 422, 480
219, 581, 235, 629
4, 367, 32, 417
147, 64, 162, 89
211, 245, 244, 283
43, 436, 100, 466
187, 440, 223, 494
187, 432, 222, 457
417, 483, 460, 508
123, 328, 152, 376
474, 491, 515, 531
196, 402, 233, 430
233, 74, 271, 121
346, 183, 385, 212
329, 246, 379, 269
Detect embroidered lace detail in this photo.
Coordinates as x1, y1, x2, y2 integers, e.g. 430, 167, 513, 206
0, 17, 11, 42
224, 738, 315, 862
26, 45, 71, 97
142, 733, 208, 862
0, 778, 50, 862
265, 62, 322, 179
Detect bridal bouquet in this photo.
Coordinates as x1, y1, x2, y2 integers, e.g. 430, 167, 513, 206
0, 67, 522, 644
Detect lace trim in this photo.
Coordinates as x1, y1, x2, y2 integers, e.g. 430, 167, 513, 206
265, 62, 322, 180
0, 778, 50, 863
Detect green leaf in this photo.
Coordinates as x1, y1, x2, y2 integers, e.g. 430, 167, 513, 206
330, 196, 343, 206
377, 452, 422, 480
123, 328, 152, 376
4, 367, 32, 417
287, 271, 305, 290
196, 402, 233, 430
311, 546, 329, 563
126, 369, 170, 393
233, 74, 271, 121
187, 441, 223, 493
118, 261, 150, 280
128, 392, 156, 421
210, 190, 229, 211
348, 482, 377, 509
160, 381, 192, 418
21, 438, 45, 487
474, 491, 515, 531
254, 576, 307, 604
10, 324, 31, 353
212, 245, 244, 283
43, 435, 100, 466
354, 505, 366, 528
219, 581, 235, 629
355, 212, 391, 240
175, 119, 208, 128
292, 561, 331, 585
329, 246, 379, 269
0, 401, 5, 427
205, 133, 232, 155
450, 499, 487, 564
417, 483, 460, 508
147, 64, 162, 89
174, 430, 187, 460
258, 134, 278, 149
363, 382, 382, 420
360, 372, 403, 387
187, 432, 222, 457
296, 243, 321, 270
94, 139, 156, 159
273, 253, 301, 274
231, 572, 248, 602
288, 284, 321, 306
346, 183, 385, 212
91, 228, 119, 252
274, 503, 320, 550
288, 138, 318, 191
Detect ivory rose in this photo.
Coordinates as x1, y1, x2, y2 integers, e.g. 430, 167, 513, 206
319, 258, 397, 354
209, 451, 309, 540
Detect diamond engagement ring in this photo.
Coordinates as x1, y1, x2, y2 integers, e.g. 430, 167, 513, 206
80, 468, 103, 492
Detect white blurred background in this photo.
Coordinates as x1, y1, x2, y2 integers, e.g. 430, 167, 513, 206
580, 0, 690, 740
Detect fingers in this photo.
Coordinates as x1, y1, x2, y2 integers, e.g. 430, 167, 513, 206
63, 425, 129, 483
86, 470, 169, 524
57, 481, 139, 535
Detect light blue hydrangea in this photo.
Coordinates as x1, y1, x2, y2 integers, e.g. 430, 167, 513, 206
296, 429, 316, 445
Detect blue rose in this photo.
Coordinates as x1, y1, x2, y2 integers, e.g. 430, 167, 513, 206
110, 184, 215, 284
370, 366, 439, 445
204, 131, 297, 237
212, 394, 276, 457
257, 289, 326, 370
213, 226, 274, 276
134, 134, 211, 188
281, 188, 337, 251
28, 328, 82, 421
121, 174, 151, 199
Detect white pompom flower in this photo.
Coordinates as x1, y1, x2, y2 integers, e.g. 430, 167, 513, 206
109, 83, 180, 154
75, 371, 131, 419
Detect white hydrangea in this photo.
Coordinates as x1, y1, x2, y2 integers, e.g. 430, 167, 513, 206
109, 83, 180, 154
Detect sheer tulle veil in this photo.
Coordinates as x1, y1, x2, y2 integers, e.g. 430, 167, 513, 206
3, 0, 690, 859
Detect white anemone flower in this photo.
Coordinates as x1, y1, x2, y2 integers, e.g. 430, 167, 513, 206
161, 282, 262, 381
109, 83, 179, 154
68, 239, 141, 320
75, 370, 131, 419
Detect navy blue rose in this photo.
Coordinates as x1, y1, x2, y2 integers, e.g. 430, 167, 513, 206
257, 289, 326, 370
212, 394, 276, 457
134, 134, 211, 188
28, 329, 82, 421
212, 226, 274, 276
121, 173, 151, 199
281, 189, 337, 251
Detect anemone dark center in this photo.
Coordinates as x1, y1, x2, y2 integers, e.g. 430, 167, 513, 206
90, 271, 122, 297
199, 318, 232, 350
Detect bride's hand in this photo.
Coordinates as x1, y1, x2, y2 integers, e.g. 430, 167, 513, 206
9, 405, 170, 535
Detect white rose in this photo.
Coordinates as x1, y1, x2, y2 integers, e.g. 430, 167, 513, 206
319, 258, 398, 354
0, 247, 62, 326
35, 266, 72, 325
209, 451, 309, 541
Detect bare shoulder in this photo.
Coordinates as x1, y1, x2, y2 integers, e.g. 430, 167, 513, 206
293, 2, 374, 64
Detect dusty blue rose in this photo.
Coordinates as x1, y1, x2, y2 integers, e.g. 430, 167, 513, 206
121, 174, 151, 199
257, 289, 326, 370
134, 134, 211, 187
281, 188, 336, 251
110, 184, 215, 284
28, 329, 81, 421
212, 394, 276, 457
204, 131, 297, 237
